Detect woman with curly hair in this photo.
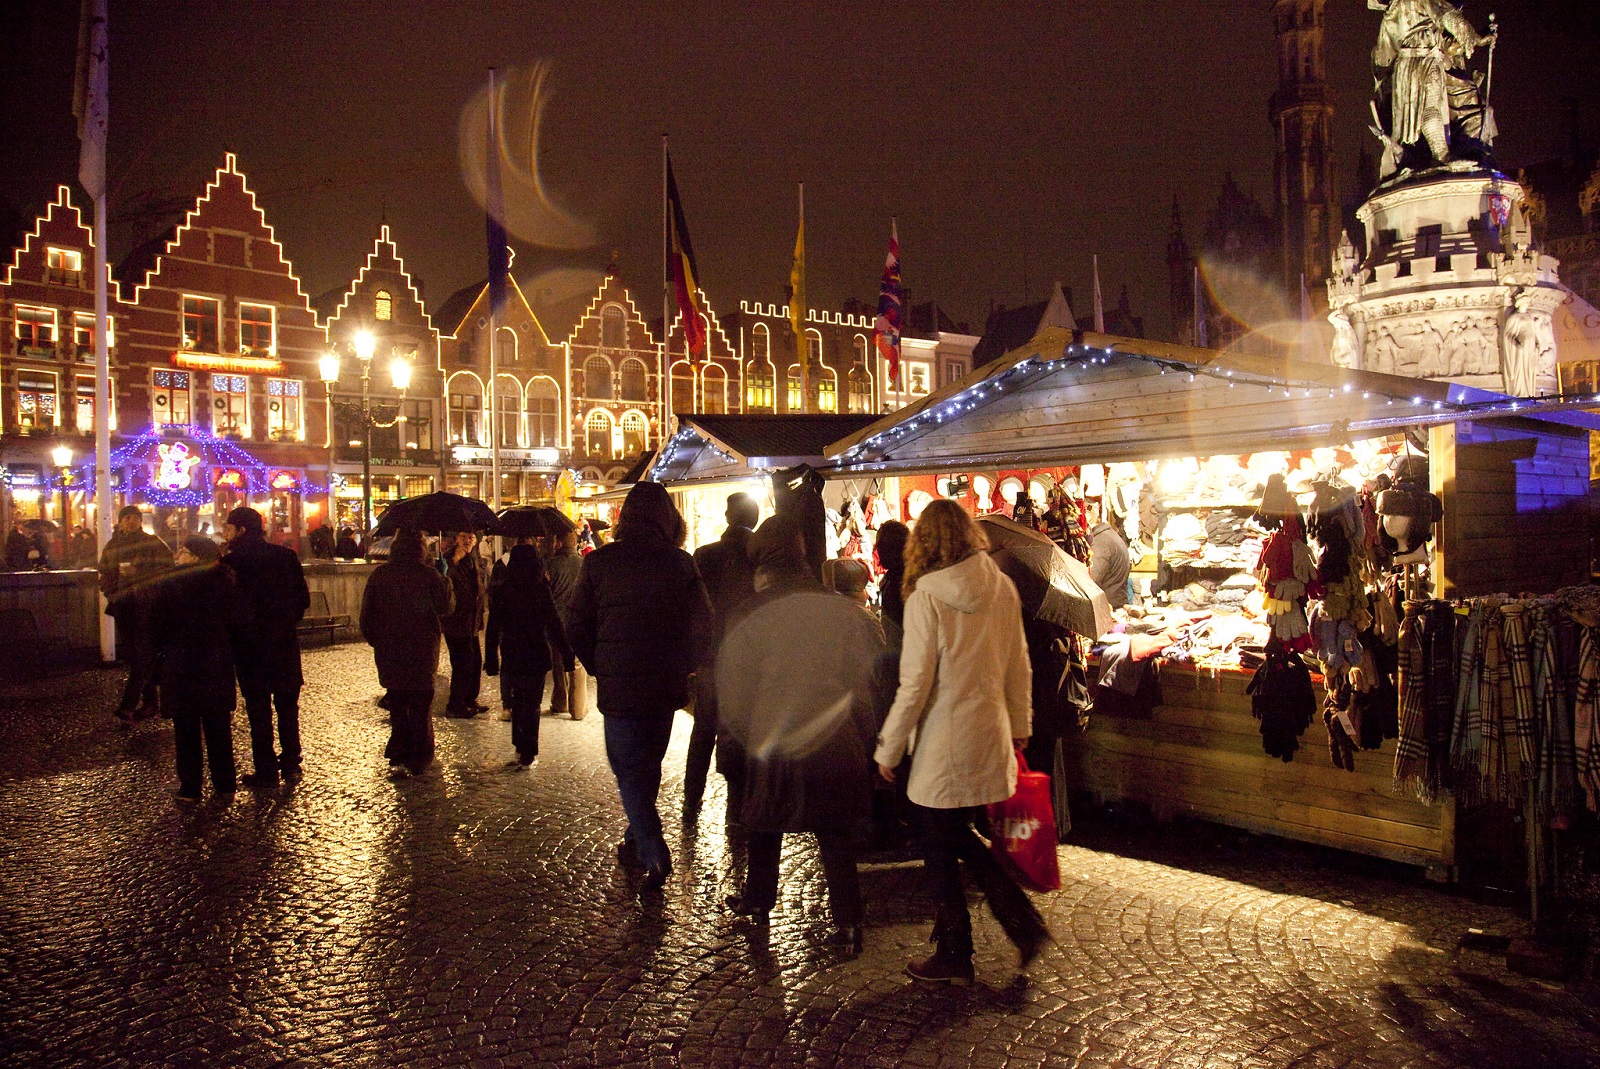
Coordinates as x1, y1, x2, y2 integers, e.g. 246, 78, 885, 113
874, 499, 1049, 984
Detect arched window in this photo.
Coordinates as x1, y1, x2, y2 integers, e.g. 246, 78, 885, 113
848, 363, 873, 414
527, 377, 560, 448
806, 330, 823, 369
447, 374, 484, 446
374, 290, 392, 321
670, 361, 694, 415
620, 410, 648, 456
750, 323, 770, 365
496, 328, 516, 366
817, 366, 838, 413
746, 360, 774, 411
585, 409, 613, 458
853, 334, 869, 367
496, 376, 521, 448
619, 357, 648, 401
601, 305, 626, 349
584, 354, 613, 399
786, 364, 803, 412
702, 364, 727, 414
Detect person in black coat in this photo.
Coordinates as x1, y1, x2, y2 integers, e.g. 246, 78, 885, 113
485, 544, 573, 768
441, 530, 490, 717
361, 528, 454, 775
544, 528, 588, 720
684, 491, 760, 823
151, 537, 251, 801
567, 482, 713, 892
98, 505, 175, 721
221, 507, 311, 788
335, 528, 360, 559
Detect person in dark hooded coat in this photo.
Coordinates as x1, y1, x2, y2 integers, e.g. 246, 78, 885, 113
150, 536, 252, 801
484, 543, 573, 768
566, 482, 712, 892
361, 528, 454, 775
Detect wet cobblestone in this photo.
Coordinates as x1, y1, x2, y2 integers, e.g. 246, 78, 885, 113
1, 644, 1597, 1067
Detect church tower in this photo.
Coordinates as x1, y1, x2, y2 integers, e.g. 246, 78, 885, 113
1271, 0, 1339, 306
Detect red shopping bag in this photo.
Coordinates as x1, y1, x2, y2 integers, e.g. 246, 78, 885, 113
986, 750, 1060, 892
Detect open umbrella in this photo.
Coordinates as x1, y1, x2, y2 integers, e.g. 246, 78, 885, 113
373, 491, 500, 536
20, 518, 58, 535
977, 513, 1113, 639
496, 506, 576, 539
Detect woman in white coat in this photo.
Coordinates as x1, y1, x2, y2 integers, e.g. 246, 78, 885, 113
875, 500, 1050, 984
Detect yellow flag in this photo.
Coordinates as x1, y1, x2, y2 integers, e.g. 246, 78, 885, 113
789, 214, 805, 343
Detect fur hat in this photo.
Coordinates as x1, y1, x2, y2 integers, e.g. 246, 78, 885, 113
1257, 473, 1300, 524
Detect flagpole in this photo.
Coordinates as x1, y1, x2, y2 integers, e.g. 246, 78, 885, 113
892, 216, 901, 398
797, 182, 808, 413
486, 68, 501, 511
662, 135, 671, 429
1093, 255, 1106, 334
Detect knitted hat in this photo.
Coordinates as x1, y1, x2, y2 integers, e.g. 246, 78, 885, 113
182, 536, 221, 562
1257, 473, 1299, 523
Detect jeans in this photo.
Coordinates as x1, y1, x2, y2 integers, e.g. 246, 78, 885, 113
242, 686, 302, 778
916, 803, 1045, 960
444, 633, 482, 711
173, 711, 236, 794
603, 712, 676, 871
504, 671, 546, 762
744, 829, 862, 926
384, 687, 435, 773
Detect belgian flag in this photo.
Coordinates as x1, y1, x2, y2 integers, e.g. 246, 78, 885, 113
666, 157, 706, 357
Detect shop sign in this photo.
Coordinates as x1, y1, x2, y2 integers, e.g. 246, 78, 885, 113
154, 442, 202, 491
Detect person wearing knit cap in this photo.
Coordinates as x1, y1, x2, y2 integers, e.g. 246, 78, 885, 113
222, 506, 311, 788
567, 482, 713, 893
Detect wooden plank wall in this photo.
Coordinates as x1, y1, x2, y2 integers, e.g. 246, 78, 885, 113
1432, 420, 1592, 599
1070, 665, 1456, 878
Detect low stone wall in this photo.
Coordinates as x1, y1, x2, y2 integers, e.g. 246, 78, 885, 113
302, 560, 378, 642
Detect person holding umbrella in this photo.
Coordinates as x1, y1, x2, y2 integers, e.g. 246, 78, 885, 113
361, 528, 454, 775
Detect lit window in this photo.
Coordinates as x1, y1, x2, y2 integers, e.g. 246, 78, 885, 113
404, 475, 434, 497
584, 355, 613, 399
15, 306, 56, 350
152, 369, 192, 427
403, 400, 433, 451
17, 372, 57, 430
239, 302, 274, 356
906, 362, 930, 395
620, 358, 649, 401
527, 378, 560, 448
620, 411, 648, 456
73, 312, 114, 356
211, 374, 249, 436
848, 364, 873, 414
787, 364, 803, 411
702, 365, 727, 414
266, 378, 302, 437
746, 361, 773, 411
46, 247, 82, 285
585, 409, 613, 458
853, 335, 869, 367
817, 370, 838, 413
601, 305, 626, 349
670, 362, 694, 414
74, 375, 106, 435
182, 296, 220, 351
375, 290, 393, 321
449, 383, 483, 445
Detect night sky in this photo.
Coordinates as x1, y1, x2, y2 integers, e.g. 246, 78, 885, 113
3, 1, 1596, 341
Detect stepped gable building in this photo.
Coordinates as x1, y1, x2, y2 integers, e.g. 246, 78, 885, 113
660, 287, 740, 423
1271, 0, 1340, 308
564, 272, 661, 481
0, 185, 128, 528
433, 269, 569, 505
109, 154, 330, 546
723, 299, 876, 417
312, 225, 447, 529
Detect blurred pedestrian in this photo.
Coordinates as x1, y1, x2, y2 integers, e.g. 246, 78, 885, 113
307, 522, 335, 559
822, 556, 871, 608
1087, 500, 1129, 610
67, 525, 96, 569
875, 499, 1049, 985
567, 482, 712, 893
335, 527, 360, 559
545, 525, 588, 720
717, 514, 885, 955
361, 528, 454, 775
98, 505, 174, 722
873, 520, 909, 651
488, 533, 536, 722
683, 491, 759, 824
221, 507, 311, 788
441, 530, 489, 717
484, 543, 572, 768
151, 536, 250, 801
6, 521, 42, 571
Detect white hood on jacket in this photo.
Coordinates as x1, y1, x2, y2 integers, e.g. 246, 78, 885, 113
914, 551, 1008, 615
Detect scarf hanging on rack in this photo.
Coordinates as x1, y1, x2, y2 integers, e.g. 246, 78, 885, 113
1394, 599, 1456, 802
1449, 603, 1489, 807
1574, 627, 1600, 813
1530, 604, 1580, 822
1501, 603, 1540, 786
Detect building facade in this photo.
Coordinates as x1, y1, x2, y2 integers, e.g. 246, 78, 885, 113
1271, 0, 1339, 307
564, 274, 662, 483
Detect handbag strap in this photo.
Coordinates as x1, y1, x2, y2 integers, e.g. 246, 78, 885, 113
1014, 746, 1030, 774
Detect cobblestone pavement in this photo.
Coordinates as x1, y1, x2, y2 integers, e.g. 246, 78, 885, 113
2, 644, 1598, 1069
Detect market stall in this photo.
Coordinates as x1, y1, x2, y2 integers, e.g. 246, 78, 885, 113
826, 328, 1598, 879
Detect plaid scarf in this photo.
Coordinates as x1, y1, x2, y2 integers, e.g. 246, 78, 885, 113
1394, 600, 1456, 802
1448, 604, 1488, 807
1501, 603, 1539, 786
1575, 626, 1600, 814
1530, 605, 1580, 822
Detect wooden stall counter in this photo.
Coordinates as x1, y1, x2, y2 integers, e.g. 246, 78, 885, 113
1072, 660, 1456, 881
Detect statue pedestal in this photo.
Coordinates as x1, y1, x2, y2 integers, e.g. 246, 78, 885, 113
1327, 171, 1564, 397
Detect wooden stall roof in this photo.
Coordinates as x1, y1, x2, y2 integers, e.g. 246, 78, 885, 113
825, 328, 1600, 476
647, 414, 881, 486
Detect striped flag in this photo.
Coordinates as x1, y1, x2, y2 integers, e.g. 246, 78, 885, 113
874, 221, 902, 385
666, 156, 706, 356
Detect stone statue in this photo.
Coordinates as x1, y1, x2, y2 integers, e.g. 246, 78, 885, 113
1503, 291, 1547, 397
1369, 0, 1497, 179
1328, 311, 1358, 369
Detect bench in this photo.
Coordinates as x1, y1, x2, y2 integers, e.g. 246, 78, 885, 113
297, 591, 351, 646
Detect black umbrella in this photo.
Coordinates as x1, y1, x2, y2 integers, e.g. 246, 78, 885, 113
496, 506, 576, 539
977, 513, 1113, 639
20, 518, 58, 535
373, 491, 500, 536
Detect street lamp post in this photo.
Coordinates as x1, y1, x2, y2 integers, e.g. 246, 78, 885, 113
51, 444, 72, 566
321, 330, 412, 543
